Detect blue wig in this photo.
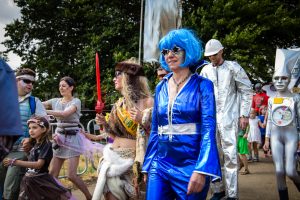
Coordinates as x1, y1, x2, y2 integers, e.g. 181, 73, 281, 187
159, 28, 203, 71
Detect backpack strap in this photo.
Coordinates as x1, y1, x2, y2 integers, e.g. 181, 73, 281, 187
29, 96, 36, 114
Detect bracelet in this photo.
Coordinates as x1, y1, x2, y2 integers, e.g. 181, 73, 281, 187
10, 158, 17, 167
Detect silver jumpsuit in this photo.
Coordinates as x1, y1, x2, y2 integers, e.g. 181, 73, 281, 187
265, 48, 300, 196
201, 60, 252, 198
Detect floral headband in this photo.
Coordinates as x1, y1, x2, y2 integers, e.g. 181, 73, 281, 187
27, 118, 46, 128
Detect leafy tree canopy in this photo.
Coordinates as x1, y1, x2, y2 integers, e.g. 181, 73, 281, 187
1, 0, 300, 110
183, 0, 300, 82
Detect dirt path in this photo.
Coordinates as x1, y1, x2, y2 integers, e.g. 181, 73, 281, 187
72, 150, 300, 200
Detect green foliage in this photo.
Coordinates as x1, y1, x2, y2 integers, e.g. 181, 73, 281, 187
2, 0, 145, 110
183, 0, 300, 83
1, 0, 300, 110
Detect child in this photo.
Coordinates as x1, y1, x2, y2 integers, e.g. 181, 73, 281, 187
3, 116, 73, 200
238, 126, 250, 175
247, 110, 262, 162
258, 105, 269, 157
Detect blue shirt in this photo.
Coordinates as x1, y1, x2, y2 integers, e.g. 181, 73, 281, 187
258, 115, 266, 136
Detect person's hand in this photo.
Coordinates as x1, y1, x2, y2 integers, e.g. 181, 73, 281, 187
3, 158, 13, 167
129, 107, 142, 123
263, 140, 270, 152
239, 117, 249, 130
243, 134, 248, 139
143, 174, 147, 183
22, 138, 32, 152
187, 172, 206, 195
95, 113, 107, 125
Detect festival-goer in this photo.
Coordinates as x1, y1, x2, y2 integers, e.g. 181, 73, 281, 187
142, 29, 221, 200
263, 48, 300, 200
237, 127, 250, 175
258, 105, 269, 157
0, 68, 47, 200
92, 58, 153, 200
156, 66, 168, 81
3, 116, 73, 200
43, 76, 92, 200
247, 110, 262, 162
201, 39, 253, 200
252, 83, 269, 113
0, 59, 22, 162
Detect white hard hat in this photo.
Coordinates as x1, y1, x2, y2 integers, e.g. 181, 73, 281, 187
204, 39, 224, 56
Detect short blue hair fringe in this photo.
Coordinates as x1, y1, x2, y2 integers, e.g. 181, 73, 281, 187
159, 28, 203, 71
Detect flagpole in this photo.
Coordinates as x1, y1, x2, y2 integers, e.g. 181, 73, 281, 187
138, 0, 144, 65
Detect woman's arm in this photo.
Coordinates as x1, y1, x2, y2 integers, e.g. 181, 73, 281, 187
42, 99, 52, 110
46, 104, 77, 118
82, 131, 105, 141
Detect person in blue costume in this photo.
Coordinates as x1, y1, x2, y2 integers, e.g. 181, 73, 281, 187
0, 59, 22, 163
142, 28, 222, 200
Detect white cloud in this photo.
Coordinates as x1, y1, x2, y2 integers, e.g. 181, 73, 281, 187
0, 0, 21, 69
0, 0, 20, 23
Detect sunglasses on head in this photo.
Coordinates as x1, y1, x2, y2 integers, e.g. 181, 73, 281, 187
115, 71, 122, 77
21, 79, 35, 85
161, 45, 183, 56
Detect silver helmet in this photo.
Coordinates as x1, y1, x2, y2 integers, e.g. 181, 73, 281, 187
273, 48, 300, 92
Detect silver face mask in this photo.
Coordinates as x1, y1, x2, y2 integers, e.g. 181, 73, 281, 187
273, 76, 290, 92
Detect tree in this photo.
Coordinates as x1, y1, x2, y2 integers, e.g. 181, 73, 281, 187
1, 0, 300, 109
2, 0, 143, 109
183, 0, 300, 83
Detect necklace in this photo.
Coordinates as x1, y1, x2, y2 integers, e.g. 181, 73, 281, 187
172, 73, 191, 93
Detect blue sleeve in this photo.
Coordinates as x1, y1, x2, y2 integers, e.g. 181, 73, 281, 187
194, 78, 221, 181
142, 86, 159, 173
0, 59, 23, 136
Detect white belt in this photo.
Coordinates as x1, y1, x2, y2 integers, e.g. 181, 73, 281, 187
158, 123, 198, 135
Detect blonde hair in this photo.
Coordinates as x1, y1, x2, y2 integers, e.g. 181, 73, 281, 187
119, 58, 151, 109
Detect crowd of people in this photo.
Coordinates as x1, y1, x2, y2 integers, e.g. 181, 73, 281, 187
0, 28, 300, 200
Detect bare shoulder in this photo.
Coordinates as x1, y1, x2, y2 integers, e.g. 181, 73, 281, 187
145, 97, 154, 108
140, 96, 154, 110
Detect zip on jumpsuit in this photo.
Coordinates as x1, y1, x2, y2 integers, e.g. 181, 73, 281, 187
142, 73, 222, 200
200, 60, 253, 198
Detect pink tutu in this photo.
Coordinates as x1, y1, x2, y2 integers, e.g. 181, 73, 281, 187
53, 132, 104, 160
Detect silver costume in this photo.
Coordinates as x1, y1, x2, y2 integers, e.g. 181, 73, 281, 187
265, 49, 300, 199
143, 0, 182, 62
200, 61, 252, 198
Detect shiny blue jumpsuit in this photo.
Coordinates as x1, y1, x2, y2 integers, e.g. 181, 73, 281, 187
142, 73, 222, 200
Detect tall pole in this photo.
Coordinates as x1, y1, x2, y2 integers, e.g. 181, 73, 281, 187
138, 0, 144, 64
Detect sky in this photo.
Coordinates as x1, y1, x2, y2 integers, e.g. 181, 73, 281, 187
0, 0, 21, 69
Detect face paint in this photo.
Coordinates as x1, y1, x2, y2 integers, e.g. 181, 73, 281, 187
273, 76, 290, 92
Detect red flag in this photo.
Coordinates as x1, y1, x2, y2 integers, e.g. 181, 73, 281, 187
95, 52, 105, 113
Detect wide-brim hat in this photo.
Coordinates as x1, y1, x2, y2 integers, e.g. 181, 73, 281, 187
115, 62, 145, 76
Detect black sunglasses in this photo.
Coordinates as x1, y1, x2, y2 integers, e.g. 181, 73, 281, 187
161, 45, 183, 56
21, 79, 35, 85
